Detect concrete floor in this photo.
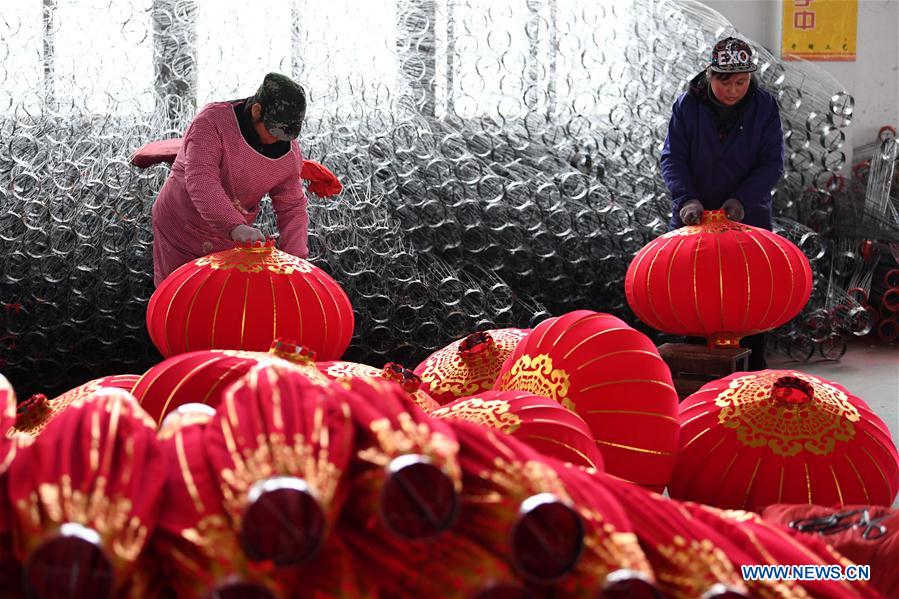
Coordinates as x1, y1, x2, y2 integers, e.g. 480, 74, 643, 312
768, 340, 899, 506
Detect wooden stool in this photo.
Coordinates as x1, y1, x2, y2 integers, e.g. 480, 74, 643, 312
657, 343, 751, 401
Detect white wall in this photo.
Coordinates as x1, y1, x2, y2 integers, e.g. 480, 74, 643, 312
700, 0, 899, 167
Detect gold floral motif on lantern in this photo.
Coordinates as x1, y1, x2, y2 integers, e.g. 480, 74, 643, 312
356, 412, 462, 489
663, 210, 756, 237
16, 475, 149, 564
655, 535, 746, 597
325, 362, 381, 379
715, 372, 860, 457
578, 512, 653, 578
195, 247, 314, 275
431, 398, 522, 434
496, 354, 574, 411
420, 330, 525, 399
216, 429, 344, 526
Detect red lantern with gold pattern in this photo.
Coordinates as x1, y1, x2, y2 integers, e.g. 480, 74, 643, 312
317, 360, 439, 412
0, 375, 19, 597
448, 420, 587, 584
130, 339, 329, 426
10, 374, 140, 439
431, 390, 603, 470
414, 329, 530, 404
7, 388, 165, 599
204, 363, 356, 570
594, 472, 765, 599
1, 373, 15, 475
494, 310, 679, 490
152, 402, 281, 597
670, 370, 899, 510
548, 463, 657, 597
685, 502, 883, 599
625, 210, 813, 347
147, 239, 354, 359
336, 376, 462, 541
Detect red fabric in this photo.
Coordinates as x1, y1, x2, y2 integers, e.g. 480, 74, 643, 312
762, 503, 899, 599
6, 388, 165, 587
414, 328, 530, 405
147, 243, 354, 359
685, 502, 883, 598
625, 210, 813, 346
130, 345, 329, 426
152, 407, 279, 596
204, 362, 356, 527
342, 517, 519, 598
670, 370, 899, 510
432, 390, 604, 470
493, 310, 679, 489
130, 138, 183, 167
11, 374, 140, 438
300, 160, 343, 198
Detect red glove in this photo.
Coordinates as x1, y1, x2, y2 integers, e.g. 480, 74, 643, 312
301, 160, 343, 198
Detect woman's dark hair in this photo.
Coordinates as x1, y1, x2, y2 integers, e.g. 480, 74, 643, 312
707, 68, 752, 82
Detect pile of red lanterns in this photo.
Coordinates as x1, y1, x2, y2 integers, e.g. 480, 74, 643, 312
1, 215, 897, 598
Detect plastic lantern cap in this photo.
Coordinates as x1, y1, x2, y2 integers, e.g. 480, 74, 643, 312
204, 581, 278, 599
471, 583, 535, 599
24, 522, 115, 599
600, 569, 660, 599
701, 583, 752, 599
380, 453, 459, 539
509, 492, 585, 583
240, 476, 326, 566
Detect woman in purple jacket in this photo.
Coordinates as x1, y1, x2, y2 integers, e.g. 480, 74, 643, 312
661, 37, 784, 231
660, 37, 785, 369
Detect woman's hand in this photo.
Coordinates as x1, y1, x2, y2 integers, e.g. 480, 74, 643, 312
679, 199, 704, 225
230, 224, 265, 243
722, 198, 745, 222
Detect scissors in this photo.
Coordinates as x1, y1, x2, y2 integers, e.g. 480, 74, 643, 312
790, 508, 889, 540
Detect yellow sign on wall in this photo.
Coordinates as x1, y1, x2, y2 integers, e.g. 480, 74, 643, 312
782, 0, 858, 61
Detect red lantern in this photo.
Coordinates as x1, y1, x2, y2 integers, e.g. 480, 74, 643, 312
1, 374, 15, 475
414, 329, 530, 404
431, 390, 603, 470
670, 370, 899, 510
153, 402, 281, 597
448, 420, 586, 584
7, 388, 165, 598
317, 360, 439, 412
494, 310, 679, 490
625, 210, 813, 347
131, 339, 329, 426
147, 239, 354, 359
549, 463, 657, 597
687, 503, 884, 599
10, 374, 140, 439
204, 363, 356, 567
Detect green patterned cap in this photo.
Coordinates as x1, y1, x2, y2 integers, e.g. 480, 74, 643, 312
252, 72, 307, 141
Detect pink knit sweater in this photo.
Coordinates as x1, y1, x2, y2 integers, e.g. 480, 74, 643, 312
152, 101, 308, 285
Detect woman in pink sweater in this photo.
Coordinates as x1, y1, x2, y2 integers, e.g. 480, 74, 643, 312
152, 73, 309, 286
